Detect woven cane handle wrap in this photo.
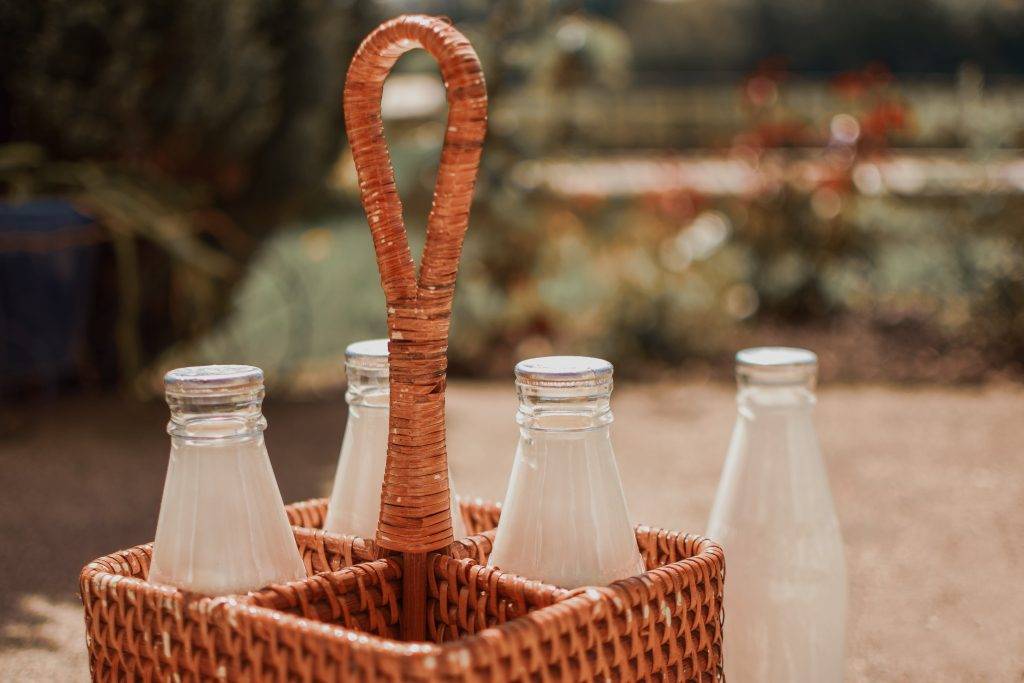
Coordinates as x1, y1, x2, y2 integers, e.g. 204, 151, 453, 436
344, 15, 487, 553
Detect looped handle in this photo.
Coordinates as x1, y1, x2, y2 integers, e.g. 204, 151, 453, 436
344, 15, 487, 554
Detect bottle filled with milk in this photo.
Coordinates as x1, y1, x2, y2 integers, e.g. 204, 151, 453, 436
707, 347, 847, 682
149, 365, 306, 595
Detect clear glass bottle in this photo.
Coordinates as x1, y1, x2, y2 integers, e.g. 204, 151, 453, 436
323, 340, 466, 540
488, 356, 645, 588
149, 365, 306, 596
707, 347, 847, 682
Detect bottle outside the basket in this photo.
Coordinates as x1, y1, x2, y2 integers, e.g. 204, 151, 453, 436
488, 356, 645, 588
323, 339, 466, 540
707, 347, 847, 682
149, 365, 306, 596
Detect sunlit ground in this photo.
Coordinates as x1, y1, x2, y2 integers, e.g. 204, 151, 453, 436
1, 381, 1022, 680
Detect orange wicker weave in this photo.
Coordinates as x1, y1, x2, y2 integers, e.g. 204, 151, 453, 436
79, 15, 725, 682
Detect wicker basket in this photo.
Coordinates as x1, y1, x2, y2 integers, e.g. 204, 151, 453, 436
79, 15, 725, 682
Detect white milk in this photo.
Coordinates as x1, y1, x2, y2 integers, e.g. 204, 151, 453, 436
489, 356, 644, 588
149, 365, 306, 596
707, 347, 847, 682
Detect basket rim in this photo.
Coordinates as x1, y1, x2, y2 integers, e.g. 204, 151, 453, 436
80, 524, 724, 657
81, 494, 723, 677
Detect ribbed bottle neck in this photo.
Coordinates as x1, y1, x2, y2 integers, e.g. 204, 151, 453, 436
167, 397, 267, 439
165, 365, 267, 439
345, 362, 389, 408
735, 346, 818, 412
515, 355, 615, 432
344, 339, 389, 408
516, 393, 613, 431
738, 385, 817, 412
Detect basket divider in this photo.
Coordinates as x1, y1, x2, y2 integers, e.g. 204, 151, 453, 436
342, 14, 487, 640
401, 552, 429, 641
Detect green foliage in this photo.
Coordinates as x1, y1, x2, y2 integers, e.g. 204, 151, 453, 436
0, 0, 374, 385
4, 0, 1021, 387
4, 0, 371, 228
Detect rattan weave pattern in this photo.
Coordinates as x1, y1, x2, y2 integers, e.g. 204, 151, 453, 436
81, 499, 724, 681
286, 498, 725, 680
285, 497, 501, 548
78, 15, 725, 681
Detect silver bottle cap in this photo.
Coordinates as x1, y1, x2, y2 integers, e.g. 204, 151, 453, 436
515, 356, 613, 390
345, 339, 389, 374
164, 365, 264, 399
736, 347, 818, 386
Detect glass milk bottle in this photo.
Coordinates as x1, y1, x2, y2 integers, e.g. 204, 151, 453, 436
149, 365, 306, 595
707, 348, 847, 682
488, 356, 645, 588
323, 340, 466, 540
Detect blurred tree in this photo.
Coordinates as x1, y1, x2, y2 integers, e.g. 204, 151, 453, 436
2, 0, 373, 230
0, 0, 376, 387
622, 0, 1024, 77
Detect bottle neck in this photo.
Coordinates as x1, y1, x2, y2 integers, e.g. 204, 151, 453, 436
167, 394, 266, 440
737, 384, 816, 413
517, 391, 613, 432
735, 350, 817, 413
346, 366, 389, 409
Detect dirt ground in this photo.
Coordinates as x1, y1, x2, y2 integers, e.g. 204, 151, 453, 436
1, 381, 1022, 681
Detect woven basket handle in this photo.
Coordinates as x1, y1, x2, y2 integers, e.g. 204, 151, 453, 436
344, 15, 487, 554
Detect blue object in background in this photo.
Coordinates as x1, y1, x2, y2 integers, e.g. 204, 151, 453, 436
0, 199, 101, 392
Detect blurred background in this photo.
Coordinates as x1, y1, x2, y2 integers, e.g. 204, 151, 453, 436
1, 0, 1022, 680
3, 0, 1024, 395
